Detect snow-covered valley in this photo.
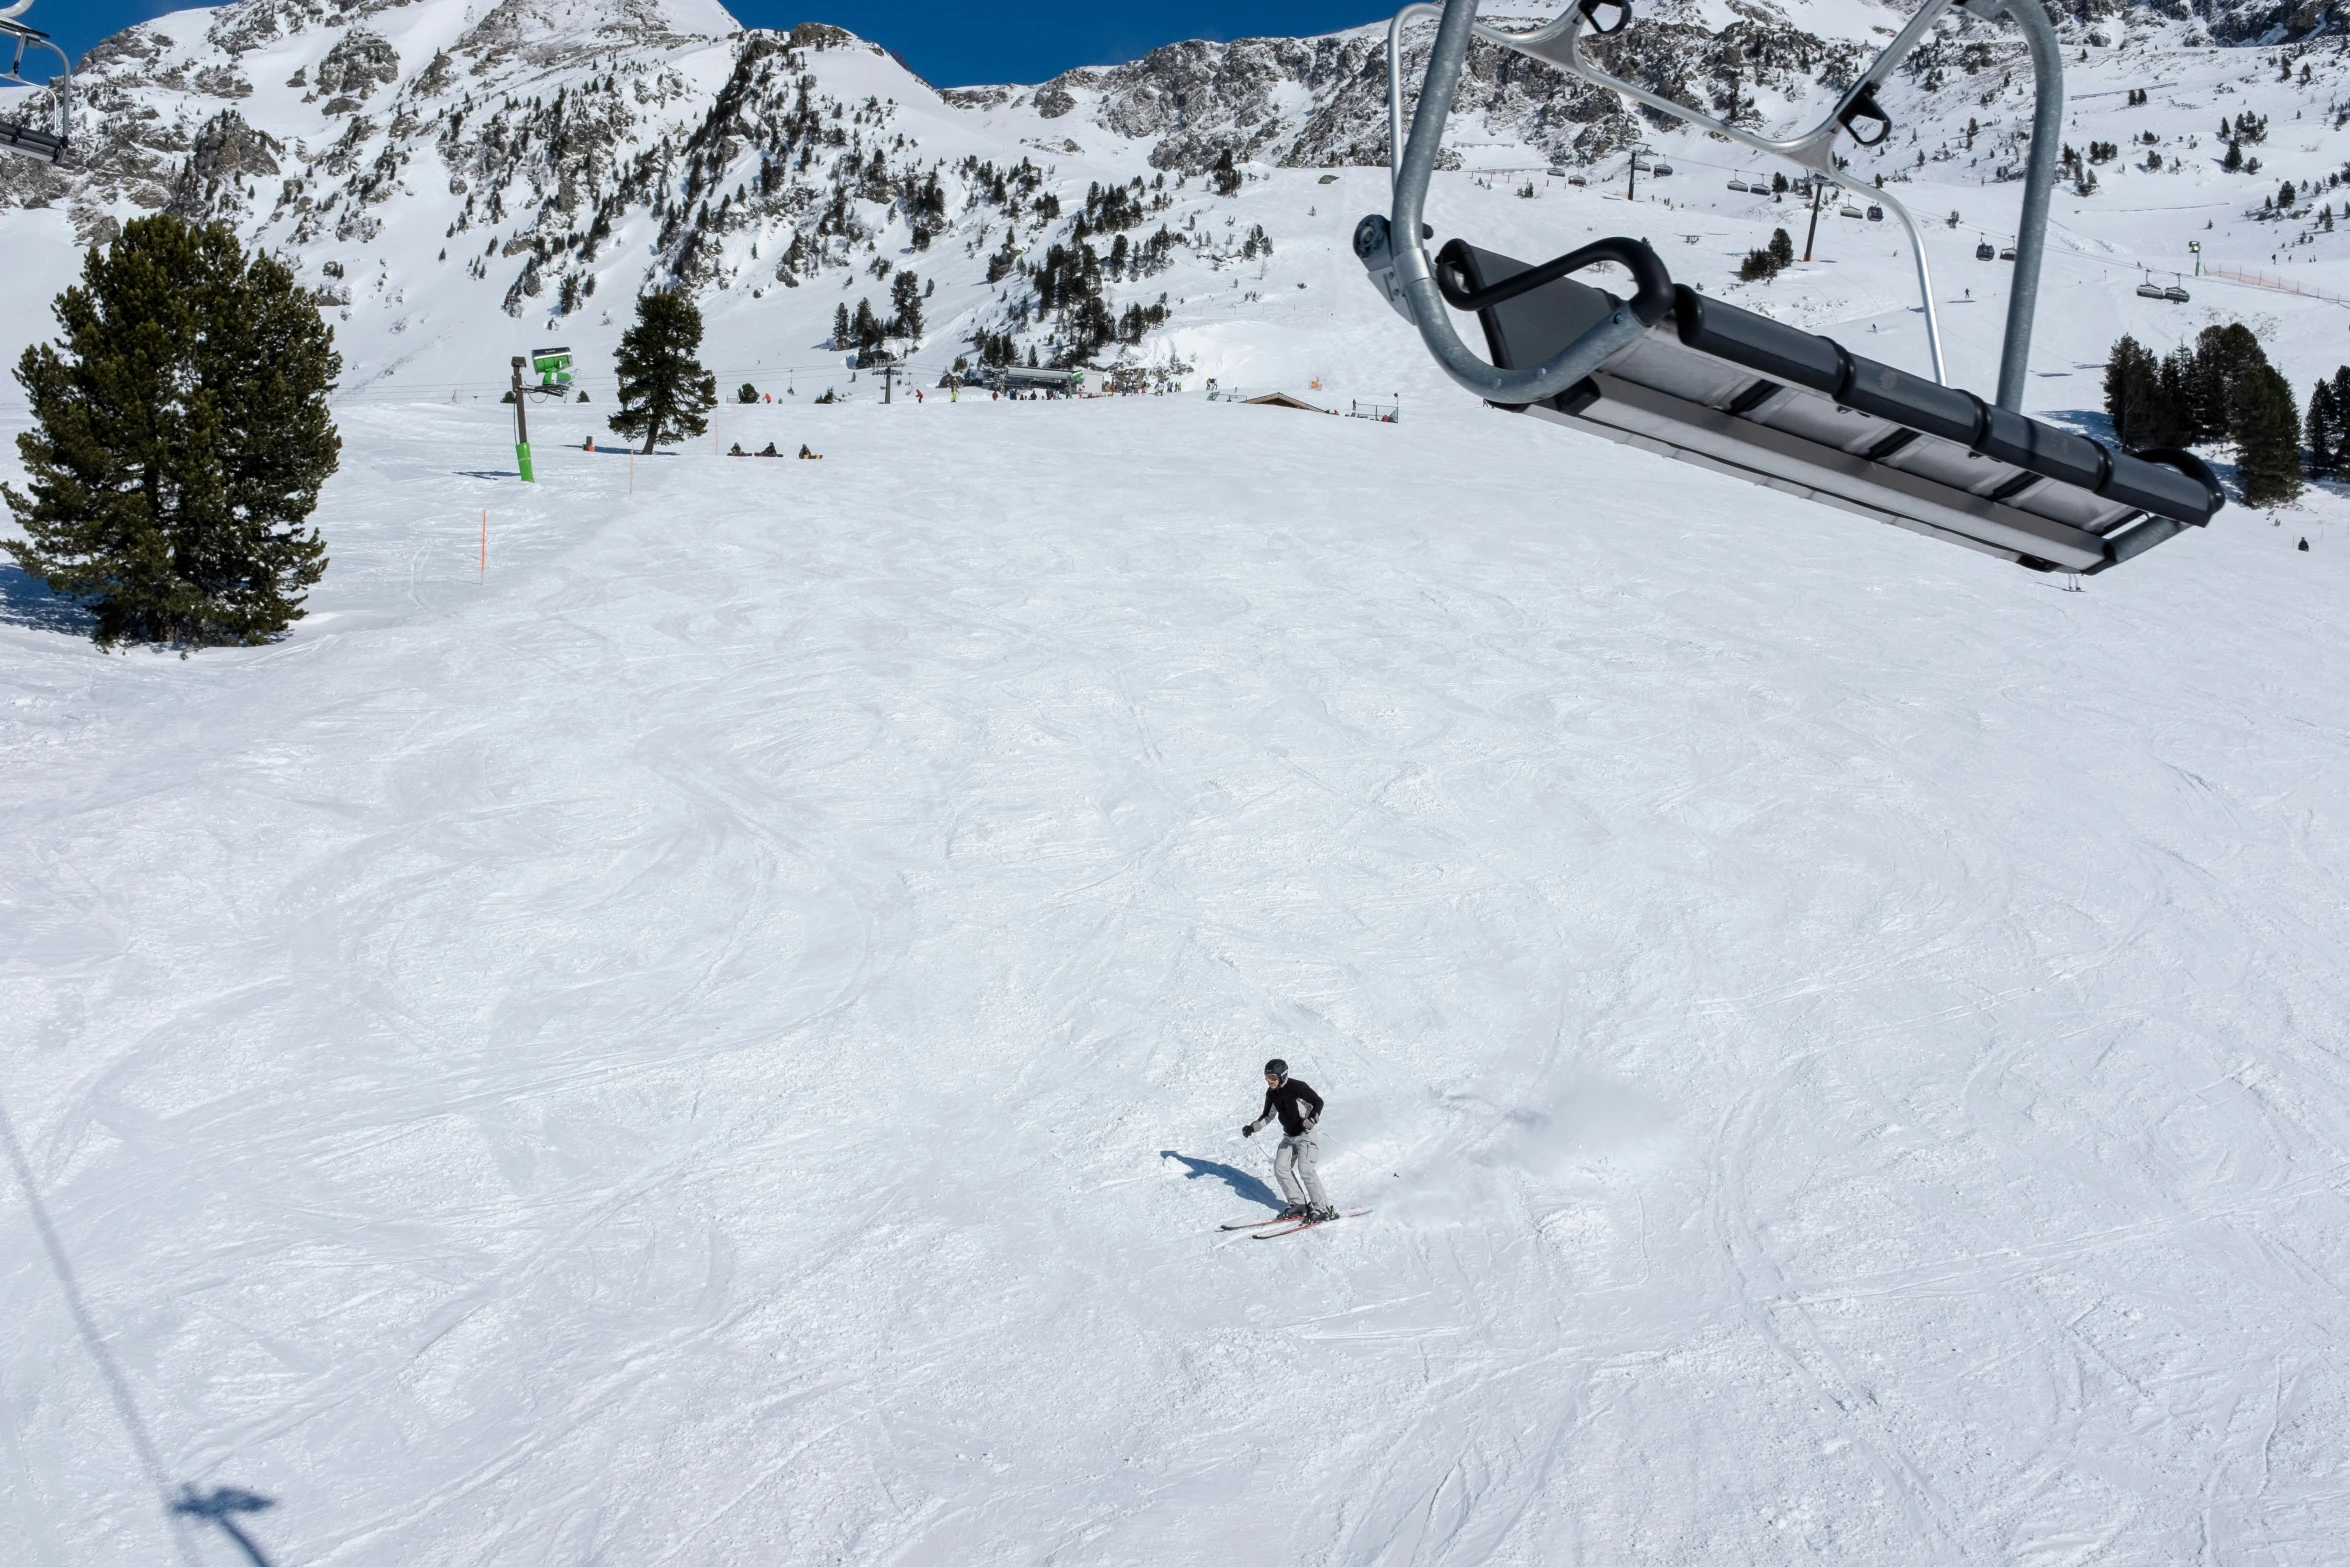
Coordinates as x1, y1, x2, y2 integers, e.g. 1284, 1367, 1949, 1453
7, 1, 2350, 1564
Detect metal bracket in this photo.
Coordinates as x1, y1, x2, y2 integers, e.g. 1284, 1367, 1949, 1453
1374, 0, 2067, 405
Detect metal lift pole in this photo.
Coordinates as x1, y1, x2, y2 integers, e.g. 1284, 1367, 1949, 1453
1986, 0, 2063, 412
509, 357, 534, 482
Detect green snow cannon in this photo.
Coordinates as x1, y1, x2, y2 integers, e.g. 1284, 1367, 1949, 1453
531, 345, 574, 391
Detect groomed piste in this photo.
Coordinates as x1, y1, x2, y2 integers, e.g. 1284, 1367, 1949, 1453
5, 386, 2349, 1563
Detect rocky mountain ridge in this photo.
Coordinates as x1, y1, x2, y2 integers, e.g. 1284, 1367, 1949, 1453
0, 0, 2333, 398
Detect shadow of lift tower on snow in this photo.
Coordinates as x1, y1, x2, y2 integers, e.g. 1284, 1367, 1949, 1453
173, 1486, 280, 1567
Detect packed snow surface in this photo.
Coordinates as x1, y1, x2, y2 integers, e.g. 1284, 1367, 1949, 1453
7, 0, 2350, 1560
4, 383, 2349, 1564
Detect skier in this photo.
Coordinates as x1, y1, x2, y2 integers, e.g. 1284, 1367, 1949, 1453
1242, 1059, 1334, 1222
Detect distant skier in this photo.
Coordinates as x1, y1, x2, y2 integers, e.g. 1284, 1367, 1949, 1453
1242, 1059, 1333, 1222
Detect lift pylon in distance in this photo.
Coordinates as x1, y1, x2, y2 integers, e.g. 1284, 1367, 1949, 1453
1356, 0, 2222, 575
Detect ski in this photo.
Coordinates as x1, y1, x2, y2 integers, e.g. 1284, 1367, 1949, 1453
1252, 1207, 1370, 1238
1220, 1215, 1289, 1231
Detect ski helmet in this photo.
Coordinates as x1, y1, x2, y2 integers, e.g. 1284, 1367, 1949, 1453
1263, 1058, 1289, 1080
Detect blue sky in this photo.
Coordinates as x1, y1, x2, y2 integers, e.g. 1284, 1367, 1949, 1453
18, 3, 1390, 87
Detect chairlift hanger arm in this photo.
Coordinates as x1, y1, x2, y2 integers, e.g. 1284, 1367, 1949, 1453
0, 12, 72, 164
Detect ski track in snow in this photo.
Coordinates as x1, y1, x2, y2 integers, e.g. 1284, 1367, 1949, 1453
2, 384, 2347, 1564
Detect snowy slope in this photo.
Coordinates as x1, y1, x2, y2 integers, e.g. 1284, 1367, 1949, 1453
6, 3, 2350, 1565
5, 382, 2349, 1567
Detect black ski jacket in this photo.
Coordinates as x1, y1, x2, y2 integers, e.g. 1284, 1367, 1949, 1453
1253, 1078, 1324, 1137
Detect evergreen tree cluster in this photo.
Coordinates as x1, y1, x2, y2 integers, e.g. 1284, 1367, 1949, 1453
1738, 227, 1796, 283
829, 270, 928, 352
2102, 325, 2302, 506
1212, 147, 1243, 197
5, 215, 340, 649
2303, 367, 2350, 477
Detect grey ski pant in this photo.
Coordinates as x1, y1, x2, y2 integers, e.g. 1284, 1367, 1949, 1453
1274, 1129, 1330, 1209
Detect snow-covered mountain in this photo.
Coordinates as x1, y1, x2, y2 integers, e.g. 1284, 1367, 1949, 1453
4, 0, 2350, 416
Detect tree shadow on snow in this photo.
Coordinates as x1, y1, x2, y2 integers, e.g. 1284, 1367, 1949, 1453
1160, 1150, 1281, 1210
0, 563, 94, 636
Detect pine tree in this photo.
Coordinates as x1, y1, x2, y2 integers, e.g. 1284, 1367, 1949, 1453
1767, 227, 1795, 270
1212, 147, 1242, 198
2232, 364, 2303, 506
831, 302, 851, 349
2306, 377, 2338, 476
608, 290, 716, 455
2103, 334, 2162, 447
890, 270, 924, 341
2187, 323, 2264, 443
4, 214, 338, 648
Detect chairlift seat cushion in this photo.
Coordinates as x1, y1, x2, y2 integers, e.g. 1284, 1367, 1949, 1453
1671, 287, 1843, 394
1837, 354, 1984, 445
2102, 449, 2220, 520
1977, 405, 2106, 490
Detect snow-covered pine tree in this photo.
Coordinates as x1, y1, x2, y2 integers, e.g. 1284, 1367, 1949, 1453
609, 291, 717, 455
890, 271, 923, 341
4, 214, 339, 648
2233, 365, 2303, 506
2306, 378, 2339, 476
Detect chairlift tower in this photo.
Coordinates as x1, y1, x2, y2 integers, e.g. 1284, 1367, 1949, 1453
0, 1, 72, 164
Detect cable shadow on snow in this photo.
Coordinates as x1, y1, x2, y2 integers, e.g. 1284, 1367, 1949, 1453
0, 563, 94, 637
1160, 1150, 1281, 1210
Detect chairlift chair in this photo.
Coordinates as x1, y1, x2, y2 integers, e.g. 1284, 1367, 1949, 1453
0, 1, 70, 164
1840, 204, 1866, 219
1727, 178, 1751, 192
1975, 242, 1997, 260
1353, 0, 2220, 574
2162, 284, 2189, 303
1867, 203, 1885, 221
2134, 280, 2166, 299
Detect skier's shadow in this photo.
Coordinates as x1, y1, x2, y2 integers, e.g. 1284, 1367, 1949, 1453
1159, 1150, 1281, 1210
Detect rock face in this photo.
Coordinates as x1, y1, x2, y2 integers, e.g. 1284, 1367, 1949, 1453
167, 109, 284, 220
0, 0, 2308, 373
313, 30, 398, 110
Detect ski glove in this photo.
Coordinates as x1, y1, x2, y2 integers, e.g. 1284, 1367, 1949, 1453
1241, 1122, 1257, 1137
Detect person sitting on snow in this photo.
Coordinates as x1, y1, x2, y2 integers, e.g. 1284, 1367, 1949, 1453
798, 444, 821, 460
728, 441, 746, 456
759, 441, 780, 457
